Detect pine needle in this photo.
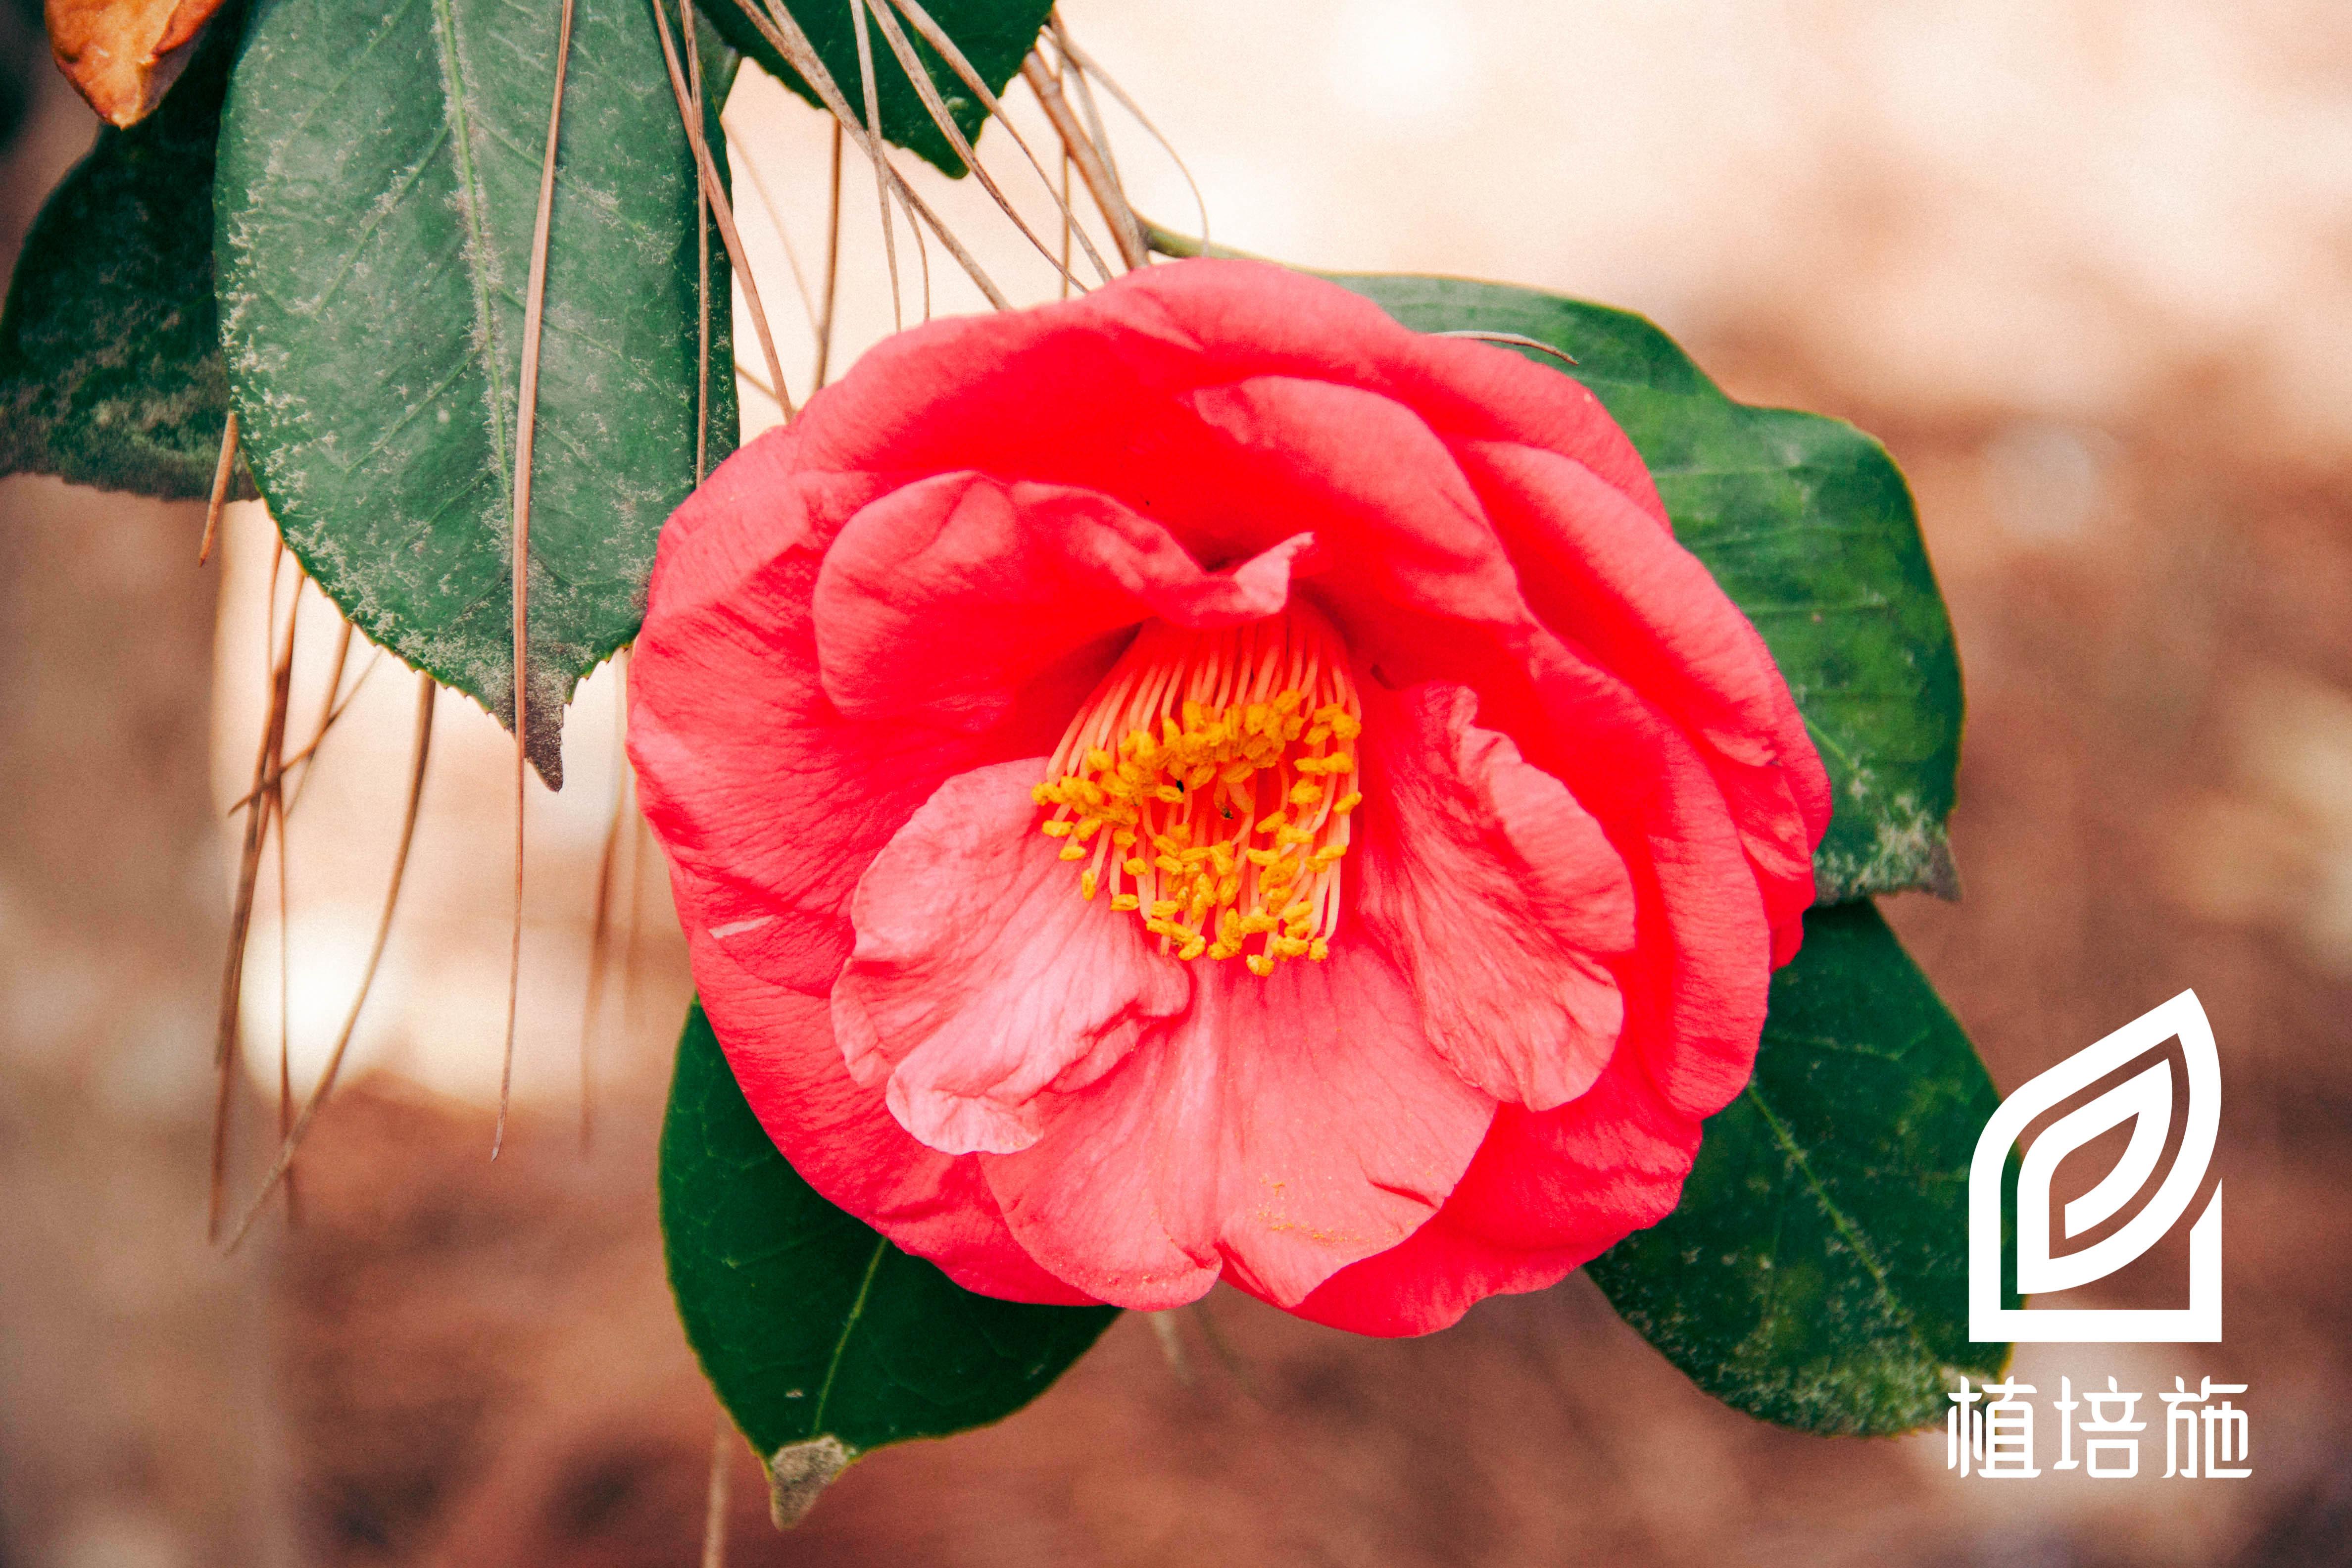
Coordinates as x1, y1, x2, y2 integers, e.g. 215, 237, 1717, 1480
496, 0, 578, 1161
198, 408, 239, 565
1020, 53, 1143, 270
210, 546, 300, 1241
659, 0, 795, 413
225, 673, 436, 1251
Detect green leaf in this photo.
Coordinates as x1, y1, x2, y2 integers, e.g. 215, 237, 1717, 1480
0, 4, 255, 500
215, 0, 739, 784
696, 0, 1052, 177
661, 1001, 1117, 1520
1584, 901, 2009, 1435
1326, 272, 1963, 902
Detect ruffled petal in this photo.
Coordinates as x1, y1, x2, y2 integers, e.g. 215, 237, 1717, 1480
813, 470, 1315, 729
1354, 682, 1635, 1111
1458, 439, 1829, 942
1290, 1072, 1702, 1335
688, 925, 1098, 1305
981, 946, 1497, 1311
832, 758, 1191, 1156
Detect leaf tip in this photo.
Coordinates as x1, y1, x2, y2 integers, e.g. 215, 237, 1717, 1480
765, 1434, 853, 1530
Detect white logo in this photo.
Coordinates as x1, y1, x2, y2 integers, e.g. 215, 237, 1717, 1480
1968, 991, 2221, 1343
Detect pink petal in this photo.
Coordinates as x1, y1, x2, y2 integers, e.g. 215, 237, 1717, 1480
832, 759, 1190, 1156
982, 949, 1497, 1311
1460, 439, 1829, 941
813, 471, 1315, 729
1291, 1072, 1702, 1335
1355, 682, 1635, 1111
689, 925, 1099, 1305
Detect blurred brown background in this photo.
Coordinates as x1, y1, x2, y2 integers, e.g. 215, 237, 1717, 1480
3, 1, 2349, 1564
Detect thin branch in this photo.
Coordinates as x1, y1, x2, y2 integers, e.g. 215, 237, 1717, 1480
816, 119, 844, 386
1432, 328, 1580, 367
226, 648, 385, 817
226, 673, 436, 1251
1020, 53, 1143, 270
579, 652, 632, 1154
1049, 21, 1208, 251
735, 362, 782, 406
210, 548, 300, 1240
730, 0, 1010, 308
888, 0, 1111, 281
285, 617, 354, 808
684, 0, 712, 483
848, 0, 901, 337
497, 0, 578, 1161
660, 0, 796, 414
860, 0, 1091, 291
198, 408, 239, 565
722, 122, 823, 333
700, 1417, 733, 1568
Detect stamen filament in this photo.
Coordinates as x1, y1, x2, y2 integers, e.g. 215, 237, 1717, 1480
1035, 604, 1362, 972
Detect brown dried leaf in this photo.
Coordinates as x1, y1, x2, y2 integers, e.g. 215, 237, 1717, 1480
46, 0, 223, 128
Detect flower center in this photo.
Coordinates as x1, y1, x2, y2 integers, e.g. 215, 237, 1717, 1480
1033, 606, 1364, 975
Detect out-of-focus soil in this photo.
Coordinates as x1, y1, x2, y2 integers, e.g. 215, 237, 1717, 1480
5, 3, 2352, 1565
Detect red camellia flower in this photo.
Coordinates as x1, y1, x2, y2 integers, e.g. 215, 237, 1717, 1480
630, 259, 1830, 1335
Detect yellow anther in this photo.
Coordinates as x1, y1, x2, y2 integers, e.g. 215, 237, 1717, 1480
1331, 792, 1363, 815
1037, 607, 1365, 973
1307, 937, 1329, 961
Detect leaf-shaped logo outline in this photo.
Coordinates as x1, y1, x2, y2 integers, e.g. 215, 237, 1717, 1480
1968, 990, 2222, 1343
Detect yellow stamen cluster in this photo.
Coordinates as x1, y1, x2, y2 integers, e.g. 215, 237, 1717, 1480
1033, 606, 1364, 974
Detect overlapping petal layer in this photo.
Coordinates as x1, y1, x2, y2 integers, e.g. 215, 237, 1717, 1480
633, 258, 1829, 1332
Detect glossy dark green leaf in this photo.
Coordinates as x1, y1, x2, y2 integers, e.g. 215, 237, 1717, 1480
0, 5, 254, 500
696, 0, 1051, 176
661, 1002, 1117, 1520
1584, 902, 2010, 1435
215, 0, 738, 783
1327, 272, 1963, 902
